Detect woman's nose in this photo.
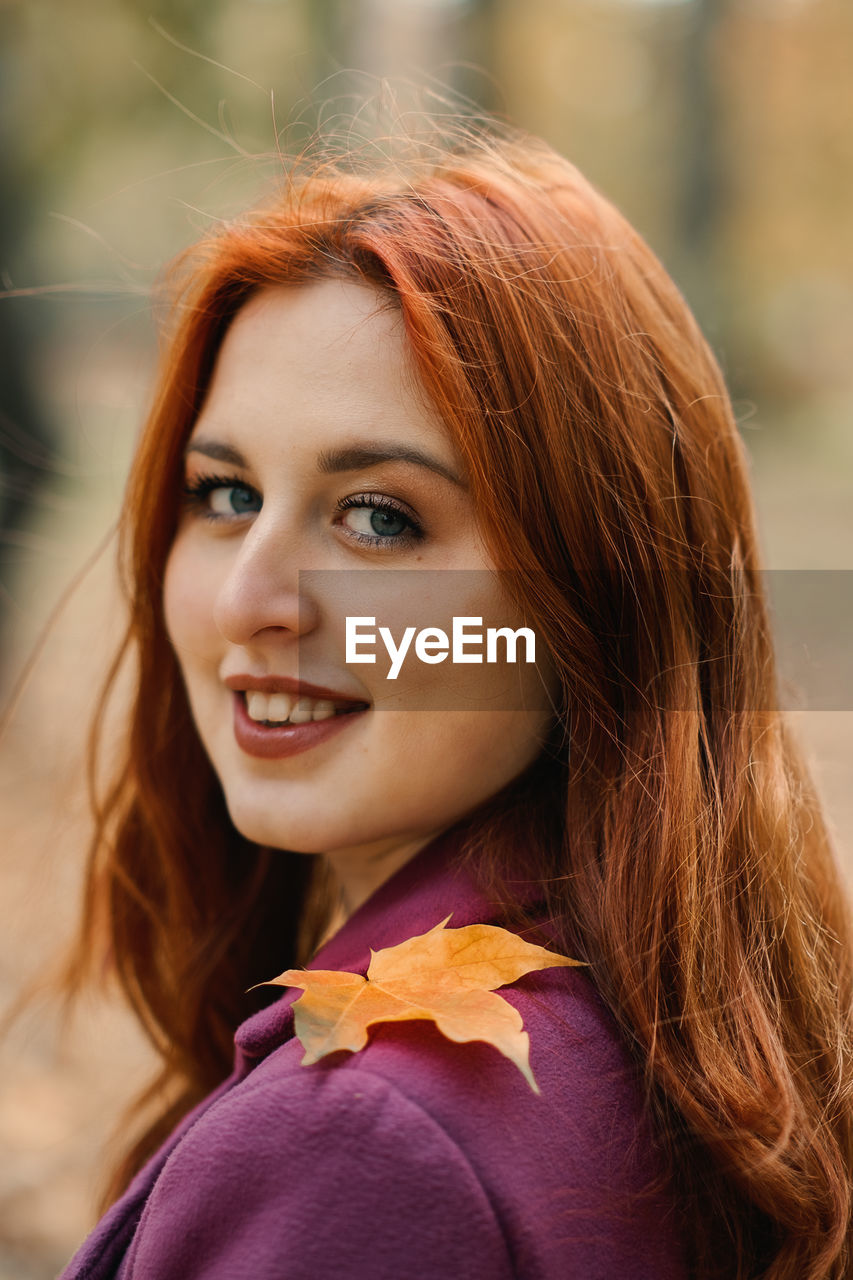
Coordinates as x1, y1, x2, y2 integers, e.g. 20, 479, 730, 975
212, 515, 320, 646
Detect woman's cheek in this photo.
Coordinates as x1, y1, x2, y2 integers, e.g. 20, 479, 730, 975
163, 537, 221, 665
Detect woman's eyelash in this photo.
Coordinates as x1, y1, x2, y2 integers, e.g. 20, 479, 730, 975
183, 472, 250, 500
335, 493, 424, 547
182, 475, 424, 547
182, 473, 260, 519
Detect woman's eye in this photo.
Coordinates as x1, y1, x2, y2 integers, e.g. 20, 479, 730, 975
183, 474, 262, 520
182, 479, 420, 545
208, 485, 261, 517
337, 495, 423, 547
342, 507, 409, 539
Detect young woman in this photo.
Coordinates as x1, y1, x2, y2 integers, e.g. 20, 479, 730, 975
59, 125, 853, 1279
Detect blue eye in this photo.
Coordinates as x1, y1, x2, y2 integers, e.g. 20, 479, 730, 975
210, 485, 260, 516
337, 494, 423, 548
183, 474, 261, 519
182, 475, 422, 549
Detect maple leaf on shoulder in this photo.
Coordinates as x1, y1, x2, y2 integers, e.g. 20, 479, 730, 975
257, 917, 585, 1093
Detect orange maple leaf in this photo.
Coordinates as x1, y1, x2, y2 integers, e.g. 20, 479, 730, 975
260, 916, 585, 1093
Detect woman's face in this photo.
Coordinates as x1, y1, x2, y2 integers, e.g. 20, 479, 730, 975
164, 280, 557, 887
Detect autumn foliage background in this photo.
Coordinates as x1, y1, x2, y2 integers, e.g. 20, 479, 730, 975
1, 0, 852, 1274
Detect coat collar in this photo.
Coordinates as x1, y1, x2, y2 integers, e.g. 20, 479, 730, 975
234, 815, 512, 1066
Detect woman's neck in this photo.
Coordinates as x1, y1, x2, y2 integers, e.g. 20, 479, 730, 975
314, 828, 446, 951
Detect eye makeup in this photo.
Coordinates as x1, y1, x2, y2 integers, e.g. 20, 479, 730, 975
181, 468, 425, 551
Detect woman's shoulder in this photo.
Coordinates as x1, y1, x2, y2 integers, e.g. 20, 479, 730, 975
142, 962, 688, 1280
316, 965, 684, 1267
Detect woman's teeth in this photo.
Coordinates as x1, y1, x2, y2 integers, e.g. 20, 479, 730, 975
244, 690, 354, 725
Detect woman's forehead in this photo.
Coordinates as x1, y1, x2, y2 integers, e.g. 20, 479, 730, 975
189, 280, 461, 474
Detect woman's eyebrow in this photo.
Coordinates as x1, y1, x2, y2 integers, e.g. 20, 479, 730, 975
184, 437, 467, 489
184, 439, 246, 466
316, 443, 466, 488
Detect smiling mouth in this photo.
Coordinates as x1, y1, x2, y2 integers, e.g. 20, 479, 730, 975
242, 689, 370, 727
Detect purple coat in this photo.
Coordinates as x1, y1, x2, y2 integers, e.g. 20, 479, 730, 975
60, 823, 688, 1279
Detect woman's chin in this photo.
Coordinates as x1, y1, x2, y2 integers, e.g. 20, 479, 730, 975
222, 794, 366, 856
226, 806, 330, 854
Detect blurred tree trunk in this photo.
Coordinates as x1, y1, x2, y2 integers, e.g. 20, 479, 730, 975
678, 0, 727, 345
304, 0, 501, 117
0, 13, 55, 661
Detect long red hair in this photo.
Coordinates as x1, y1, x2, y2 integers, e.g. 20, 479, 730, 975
71, 128, 853, 1277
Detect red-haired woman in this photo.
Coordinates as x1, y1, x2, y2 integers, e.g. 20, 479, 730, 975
59, 128, 853, 1280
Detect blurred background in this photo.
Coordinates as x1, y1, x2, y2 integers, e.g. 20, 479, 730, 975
1, 0, 851, 1273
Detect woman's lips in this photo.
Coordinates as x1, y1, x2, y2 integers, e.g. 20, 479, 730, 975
224, 673, 365, 703
232, 692, 368, 760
